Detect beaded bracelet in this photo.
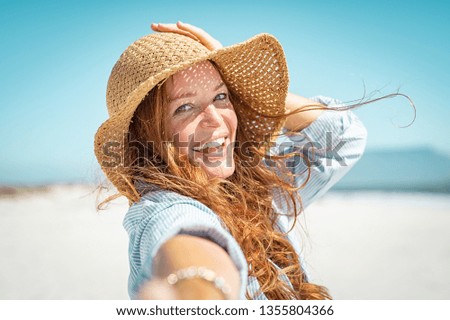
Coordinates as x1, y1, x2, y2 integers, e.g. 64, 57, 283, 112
166, 266, 232, 300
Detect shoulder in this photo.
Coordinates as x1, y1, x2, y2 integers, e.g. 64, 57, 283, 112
130, 188, 211, 216
123, 189, 222, 234
123, 189, 234, 250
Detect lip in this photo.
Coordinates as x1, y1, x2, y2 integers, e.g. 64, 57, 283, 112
193, 136, 229, 159
191, 133, 229, 150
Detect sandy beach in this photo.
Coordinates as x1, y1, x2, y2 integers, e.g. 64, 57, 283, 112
1, 185, 449, 299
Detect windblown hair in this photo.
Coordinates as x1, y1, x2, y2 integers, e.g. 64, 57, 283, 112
104, 70, 331, 300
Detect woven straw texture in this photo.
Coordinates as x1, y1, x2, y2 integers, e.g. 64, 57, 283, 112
94, 32, 289, 198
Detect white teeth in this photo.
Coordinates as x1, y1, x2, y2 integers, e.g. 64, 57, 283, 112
193, 137, 226, 151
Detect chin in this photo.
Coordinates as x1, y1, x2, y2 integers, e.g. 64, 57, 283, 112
203, 163, 236, 180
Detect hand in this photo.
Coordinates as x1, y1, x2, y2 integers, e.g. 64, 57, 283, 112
137, 277, 226, 300
137, 278, 179, 299
151, 21, 223, 51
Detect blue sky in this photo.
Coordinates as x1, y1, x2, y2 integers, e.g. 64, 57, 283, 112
1, 0, 449, 184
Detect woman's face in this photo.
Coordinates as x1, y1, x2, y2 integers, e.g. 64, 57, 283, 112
165, 61, 238, 179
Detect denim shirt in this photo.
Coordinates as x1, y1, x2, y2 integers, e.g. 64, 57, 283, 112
123, 96, 367, 299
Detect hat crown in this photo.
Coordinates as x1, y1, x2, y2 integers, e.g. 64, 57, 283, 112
106, 33, 210, 116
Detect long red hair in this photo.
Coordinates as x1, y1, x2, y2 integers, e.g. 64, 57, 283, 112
98, 72, 331, 299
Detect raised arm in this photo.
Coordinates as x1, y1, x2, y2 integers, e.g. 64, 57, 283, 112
274, 96, 368, 210
284, 92, 325, 131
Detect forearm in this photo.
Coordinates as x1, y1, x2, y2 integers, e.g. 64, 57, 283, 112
138, 235, 241, 299
285, 96, 368, 209
284, 92, 325, 131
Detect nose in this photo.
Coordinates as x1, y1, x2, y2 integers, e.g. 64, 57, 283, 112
200, 104, 222, 128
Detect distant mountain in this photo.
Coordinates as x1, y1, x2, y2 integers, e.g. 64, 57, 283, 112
332, 147, 450, 193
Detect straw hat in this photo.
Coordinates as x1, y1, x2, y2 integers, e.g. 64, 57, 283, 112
94, 32, 289, 197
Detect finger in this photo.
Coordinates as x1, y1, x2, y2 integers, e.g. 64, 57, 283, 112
177, 21, 222, 50
151, 23, 179, 31
151, 23, 201, 42
176, 22, 208, 38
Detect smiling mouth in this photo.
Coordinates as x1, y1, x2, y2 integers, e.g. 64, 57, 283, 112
192, 137, 227, 155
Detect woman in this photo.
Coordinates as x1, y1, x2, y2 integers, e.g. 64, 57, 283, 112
94, 22, 367, 299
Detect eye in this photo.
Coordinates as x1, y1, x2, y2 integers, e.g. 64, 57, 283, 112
214, 93, 227, 101
174, 103, 193, 115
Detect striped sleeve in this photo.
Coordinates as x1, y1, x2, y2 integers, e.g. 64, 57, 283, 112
123, 191, 248, 299
273, 95, 367, 210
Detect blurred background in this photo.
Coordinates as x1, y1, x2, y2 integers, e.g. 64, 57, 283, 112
1, 0, 449, 299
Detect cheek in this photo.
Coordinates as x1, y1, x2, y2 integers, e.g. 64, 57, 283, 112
169, 120, 195, 152
225, 110, 238, 138
167, 118, 183, 140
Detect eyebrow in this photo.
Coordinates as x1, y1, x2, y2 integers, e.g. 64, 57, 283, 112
168, 82, 226, 102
